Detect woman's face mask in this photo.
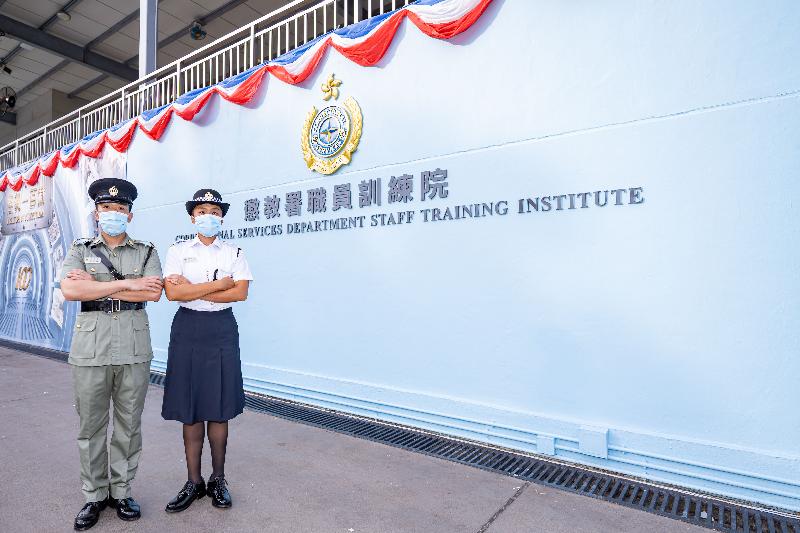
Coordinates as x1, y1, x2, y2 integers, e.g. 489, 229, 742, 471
97, 210, 129, 236
194, 214, 223, 237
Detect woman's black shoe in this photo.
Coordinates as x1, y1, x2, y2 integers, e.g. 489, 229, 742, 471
165, 479, 206, 513
207, 477, 232, 508
74, 499, 107, 530
108, 497, 141, 521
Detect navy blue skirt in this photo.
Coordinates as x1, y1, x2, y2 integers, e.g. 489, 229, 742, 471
161, 307, 245, 424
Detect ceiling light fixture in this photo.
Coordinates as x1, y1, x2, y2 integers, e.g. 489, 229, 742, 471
56, 11, 71, 22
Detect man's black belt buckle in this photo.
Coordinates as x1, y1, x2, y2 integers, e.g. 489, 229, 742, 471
107, 298, 122, 314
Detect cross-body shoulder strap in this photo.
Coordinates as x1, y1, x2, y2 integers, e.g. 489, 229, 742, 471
85, 244, 126, 281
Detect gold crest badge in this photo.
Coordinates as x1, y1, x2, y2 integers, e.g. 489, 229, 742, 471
302, 74, 362, 175
108, 186, 119, 196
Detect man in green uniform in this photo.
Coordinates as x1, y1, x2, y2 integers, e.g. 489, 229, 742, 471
60, 178, 163, 531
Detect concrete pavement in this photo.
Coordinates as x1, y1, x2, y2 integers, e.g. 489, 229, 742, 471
0, 346, 705, 533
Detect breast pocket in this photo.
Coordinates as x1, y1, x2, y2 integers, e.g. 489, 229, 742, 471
217, 251, 238, 280
181, 257, 207, 283
132, 312, 153, 357
70, 314, 98, 359
87, 263, 114, 282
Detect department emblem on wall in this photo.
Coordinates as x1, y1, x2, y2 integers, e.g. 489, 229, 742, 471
301, 74, 363, 175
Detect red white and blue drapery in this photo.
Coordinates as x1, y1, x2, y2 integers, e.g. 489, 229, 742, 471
0, 0, 493, 192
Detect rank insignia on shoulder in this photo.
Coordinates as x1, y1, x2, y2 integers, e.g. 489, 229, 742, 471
73, 238, 90, 245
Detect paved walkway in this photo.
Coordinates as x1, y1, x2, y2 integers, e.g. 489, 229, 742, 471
0, 346, 706, 533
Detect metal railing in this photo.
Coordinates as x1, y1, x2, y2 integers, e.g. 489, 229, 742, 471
0, 0, 414, 173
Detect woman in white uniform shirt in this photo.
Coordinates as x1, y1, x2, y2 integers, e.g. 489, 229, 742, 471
161, 189, 253, 512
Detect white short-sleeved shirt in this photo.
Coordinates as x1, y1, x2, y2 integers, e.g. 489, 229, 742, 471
163, 236, 254, 312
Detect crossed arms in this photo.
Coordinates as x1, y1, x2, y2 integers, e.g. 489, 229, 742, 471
164, 274, 249, 303
61, 270, 163, 302
61, 270, 248, 304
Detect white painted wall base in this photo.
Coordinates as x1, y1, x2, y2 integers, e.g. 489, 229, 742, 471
151, 353, 800, 511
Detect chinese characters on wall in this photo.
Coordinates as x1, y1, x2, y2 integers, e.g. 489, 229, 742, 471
174, 167, 644, 242
242, 168, 450, 222
1, 177, 54, 235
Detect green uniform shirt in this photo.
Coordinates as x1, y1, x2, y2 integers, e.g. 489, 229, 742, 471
60, 234, 162, 367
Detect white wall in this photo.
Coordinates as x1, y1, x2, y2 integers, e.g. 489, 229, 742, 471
16, 0, 800, 509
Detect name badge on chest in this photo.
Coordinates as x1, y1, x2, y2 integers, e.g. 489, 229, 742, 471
84, 257, 101, 264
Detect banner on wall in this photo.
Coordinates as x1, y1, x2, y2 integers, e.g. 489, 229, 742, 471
81, 147, 127, 190
0, 148, 126, 350
1, 176, 53, 235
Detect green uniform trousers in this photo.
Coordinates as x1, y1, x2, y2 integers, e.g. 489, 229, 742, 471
72, 362, 150, 502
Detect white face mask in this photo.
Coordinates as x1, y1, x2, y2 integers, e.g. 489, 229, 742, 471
98, 211, 128, 236
194, 214, 223, 237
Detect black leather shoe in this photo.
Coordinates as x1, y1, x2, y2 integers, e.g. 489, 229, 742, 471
207, 476, 232, 508
108, 497, 141, 521
165, 479, 206, 513
74, 499, 107, 531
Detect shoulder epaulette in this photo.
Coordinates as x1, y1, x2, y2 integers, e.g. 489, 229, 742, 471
134, 240, 154, 247
72, 238, 91, 246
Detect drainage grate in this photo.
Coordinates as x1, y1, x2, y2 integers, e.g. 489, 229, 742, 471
152, 373, 789, 531
7, 341, 794, 532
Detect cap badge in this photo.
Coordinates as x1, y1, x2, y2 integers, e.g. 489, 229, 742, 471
203, 191, 215, 201
109, 186, 119, 196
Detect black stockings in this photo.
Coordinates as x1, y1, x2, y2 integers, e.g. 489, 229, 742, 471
182, 422, 205, 483
182, 421, 229, 483
207, 421, 229, 479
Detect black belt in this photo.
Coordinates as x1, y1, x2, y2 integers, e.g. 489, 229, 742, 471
80, 299, 146, 313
